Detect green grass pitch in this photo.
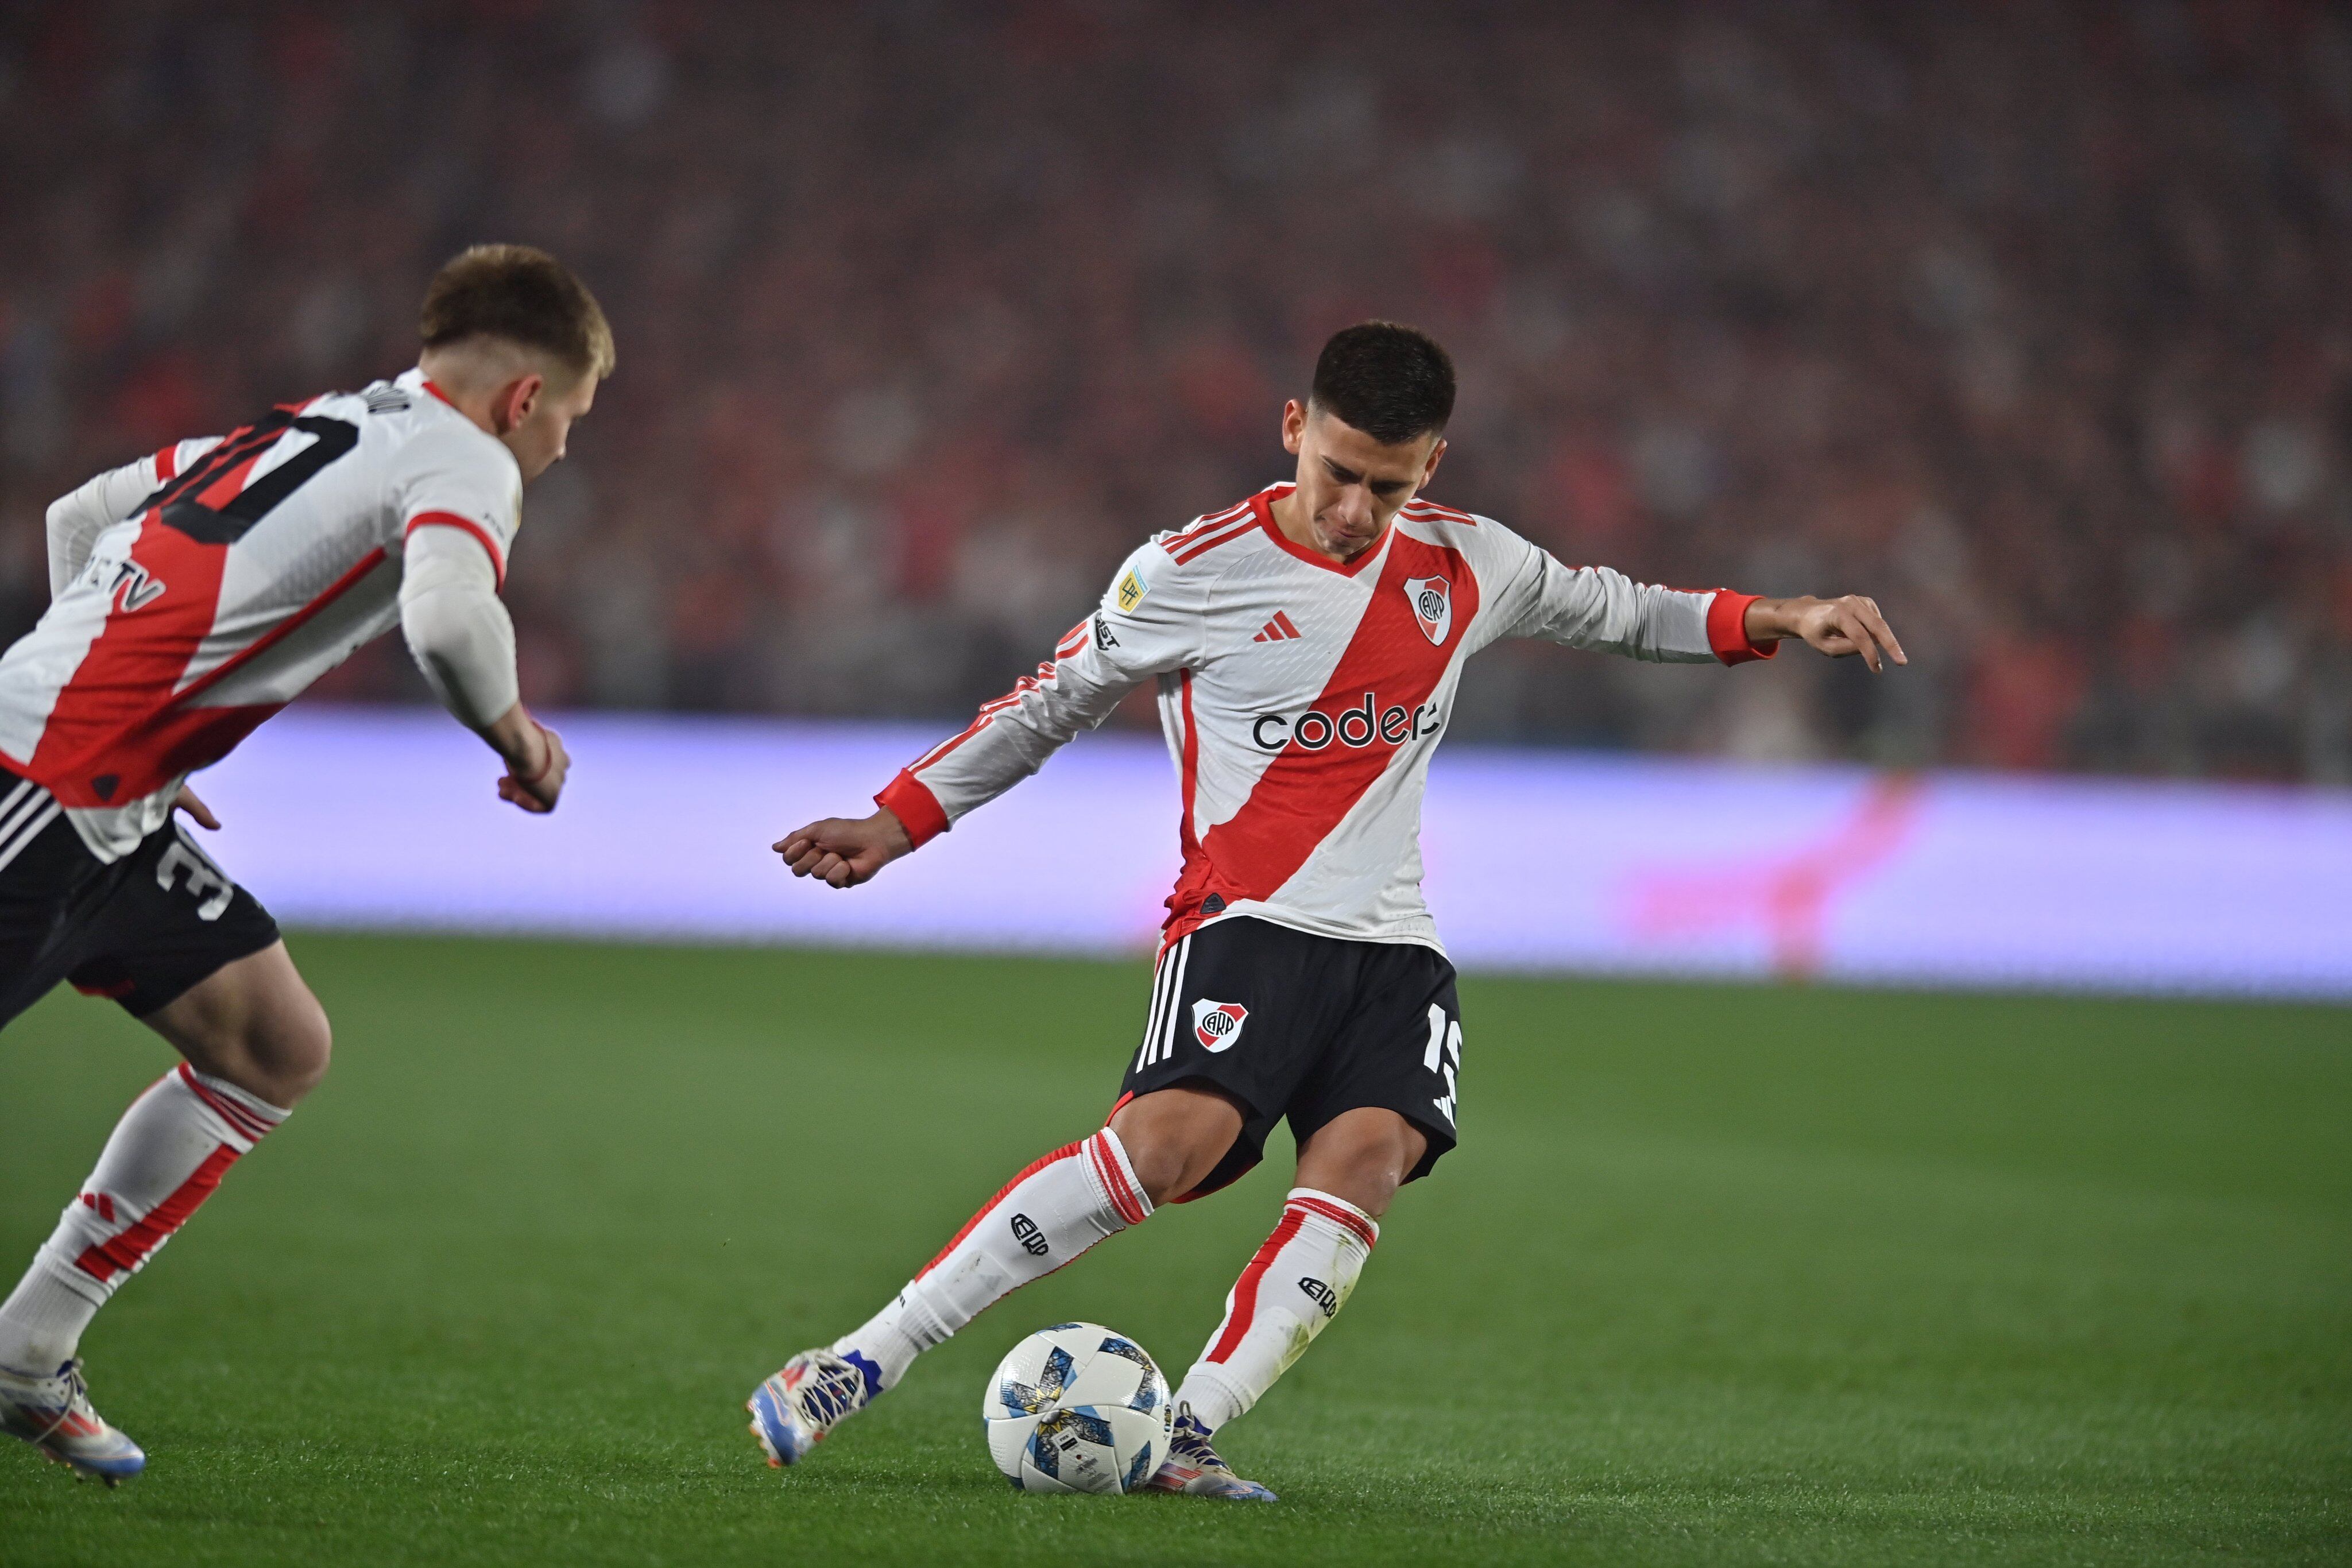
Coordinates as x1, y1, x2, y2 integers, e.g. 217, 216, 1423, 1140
1, 934, 2346, 1566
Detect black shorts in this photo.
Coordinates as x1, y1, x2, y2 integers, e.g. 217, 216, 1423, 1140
1116, 916, 1464, 1199
0, 771, 281, 1027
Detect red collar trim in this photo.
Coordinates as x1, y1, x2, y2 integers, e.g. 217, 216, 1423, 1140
420, 378, 462, 410
1252, 486, 1389, 578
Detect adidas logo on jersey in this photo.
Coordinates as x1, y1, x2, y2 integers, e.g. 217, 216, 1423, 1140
1252, 611, 1303, 643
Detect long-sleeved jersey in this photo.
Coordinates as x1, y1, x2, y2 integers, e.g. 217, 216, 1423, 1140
878, 482, 1776, 954
0, 369, 523, 860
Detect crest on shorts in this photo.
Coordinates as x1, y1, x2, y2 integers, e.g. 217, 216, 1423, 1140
1191, 999, 1248, 1053
1403, 575, 1452, 645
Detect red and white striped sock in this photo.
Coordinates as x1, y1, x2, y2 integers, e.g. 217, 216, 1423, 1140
1170, 1187, 1379, 1431
829, 1128, 1150, 1393
0, 1063, 286, 1375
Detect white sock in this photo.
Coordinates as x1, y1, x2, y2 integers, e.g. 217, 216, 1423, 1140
830, 1128, 1150, 1395
0, 1064, 285, 1375
1171, 1188, 1378, 1431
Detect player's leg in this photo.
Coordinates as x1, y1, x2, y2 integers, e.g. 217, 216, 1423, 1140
746, 1086, 1241, 1469
834, 1086, 1238, 1383
142, 939, 332, 1108
1143, 1111, 1419, 1503
0, 823, 302, 1483
831, 1109, 1184, 1387
1104, 1081, 1248, 1204
1166, 1109, 1419, 1420
746, 919, 1319, 1470
0, 793, 145, 1480
852, 915, 1323, 1375
0, 936, 321, 1382
1152, 945, 1462, 1500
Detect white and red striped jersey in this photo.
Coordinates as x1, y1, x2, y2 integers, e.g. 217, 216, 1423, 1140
0, 369, 521, 858
879, 483, 1776, 954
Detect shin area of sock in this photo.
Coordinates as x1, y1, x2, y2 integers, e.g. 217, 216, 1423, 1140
1173, 1187, 1378, 1430
830, 1128, 1150, 1392
0, 1065, 285, 1370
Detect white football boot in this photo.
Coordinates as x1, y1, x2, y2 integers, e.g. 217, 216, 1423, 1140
746, 1348, 876, 1468
0, 1359, 146, 1485
1143, 1403, 1276, 1501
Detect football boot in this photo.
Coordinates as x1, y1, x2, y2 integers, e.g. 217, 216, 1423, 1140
1143, 1402, 1276, 1501
746, 1348, 875, 1468
0, 1358, 146, 1485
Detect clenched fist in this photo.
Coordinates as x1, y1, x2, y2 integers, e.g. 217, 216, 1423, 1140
775, 808, 915, 888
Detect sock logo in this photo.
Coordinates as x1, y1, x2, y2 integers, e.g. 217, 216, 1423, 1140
1298, 1276, 1340, 1318
1009, 1213, 1050, 1256
1192, 999, 1249, 1052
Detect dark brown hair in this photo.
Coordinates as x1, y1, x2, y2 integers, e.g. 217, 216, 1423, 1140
419, 244, 615, 381
1309, 322, 1455, 446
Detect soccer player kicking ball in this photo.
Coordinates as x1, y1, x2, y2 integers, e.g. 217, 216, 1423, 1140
755, 323, 1904, 1500
0, 246, 613, 1484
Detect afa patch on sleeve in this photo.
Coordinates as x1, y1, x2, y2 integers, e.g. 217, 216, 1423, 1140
1115, 567, 1149, 613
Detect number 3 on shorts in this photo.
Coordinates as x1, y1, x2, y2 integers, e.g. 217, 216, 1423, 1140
1423, 1005, 1463, 1128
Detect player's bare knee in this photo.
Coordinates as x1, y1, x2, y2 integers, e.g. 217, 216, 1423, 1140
1109, 1085, 1244, 1207
1297, 1111, 1426, 1219
1305, 1153, 1401, 1218
1108, 1115, 1204, 1207
163, 956, 332, 1107
229, 946, 331, 1104
1117, 1139, 1189, 1209
260, 993, 332, 1104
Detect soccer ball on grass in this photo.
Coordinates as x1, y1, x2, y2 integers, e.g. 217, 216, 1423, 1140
983, 1322, 1171, 1493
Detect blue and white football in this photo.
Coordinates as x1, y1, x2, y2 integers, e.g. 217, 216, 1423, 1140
983, 1322, 1172, 1493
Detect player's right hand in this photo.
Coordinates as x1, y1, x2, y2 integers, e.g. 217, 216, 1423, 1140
498, 721, 568, 814
775, 808, 912, 888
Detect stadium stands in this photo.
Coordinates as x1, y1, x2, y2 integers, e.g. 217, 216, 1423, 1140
1, 1, 2345, 779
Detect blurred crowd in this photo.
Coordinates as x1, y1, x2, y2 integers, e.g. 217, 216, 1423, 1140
3, 0, 2349, 779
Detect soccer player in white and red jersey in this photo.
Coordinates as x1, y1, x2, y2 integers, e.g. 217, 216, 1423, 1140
0, 246, 613, 1484
751, 323, 1905, 1499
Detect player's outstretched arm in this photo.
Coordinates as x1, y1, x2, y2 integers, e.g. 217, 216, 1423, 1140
774, 809, 914, 889
1743, 595, 1908, 672
774, 537, 1198, 886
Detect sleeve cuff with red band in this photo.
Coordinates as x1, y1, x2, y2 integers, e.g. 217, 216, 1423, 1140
1705, 590, 1779, 666
876, 769, 949, 848
404, 511, 509, 590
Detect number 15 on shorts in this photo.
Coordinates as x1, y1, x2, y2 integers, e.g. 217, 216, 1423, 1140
1425, 1005, 1463, 1128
